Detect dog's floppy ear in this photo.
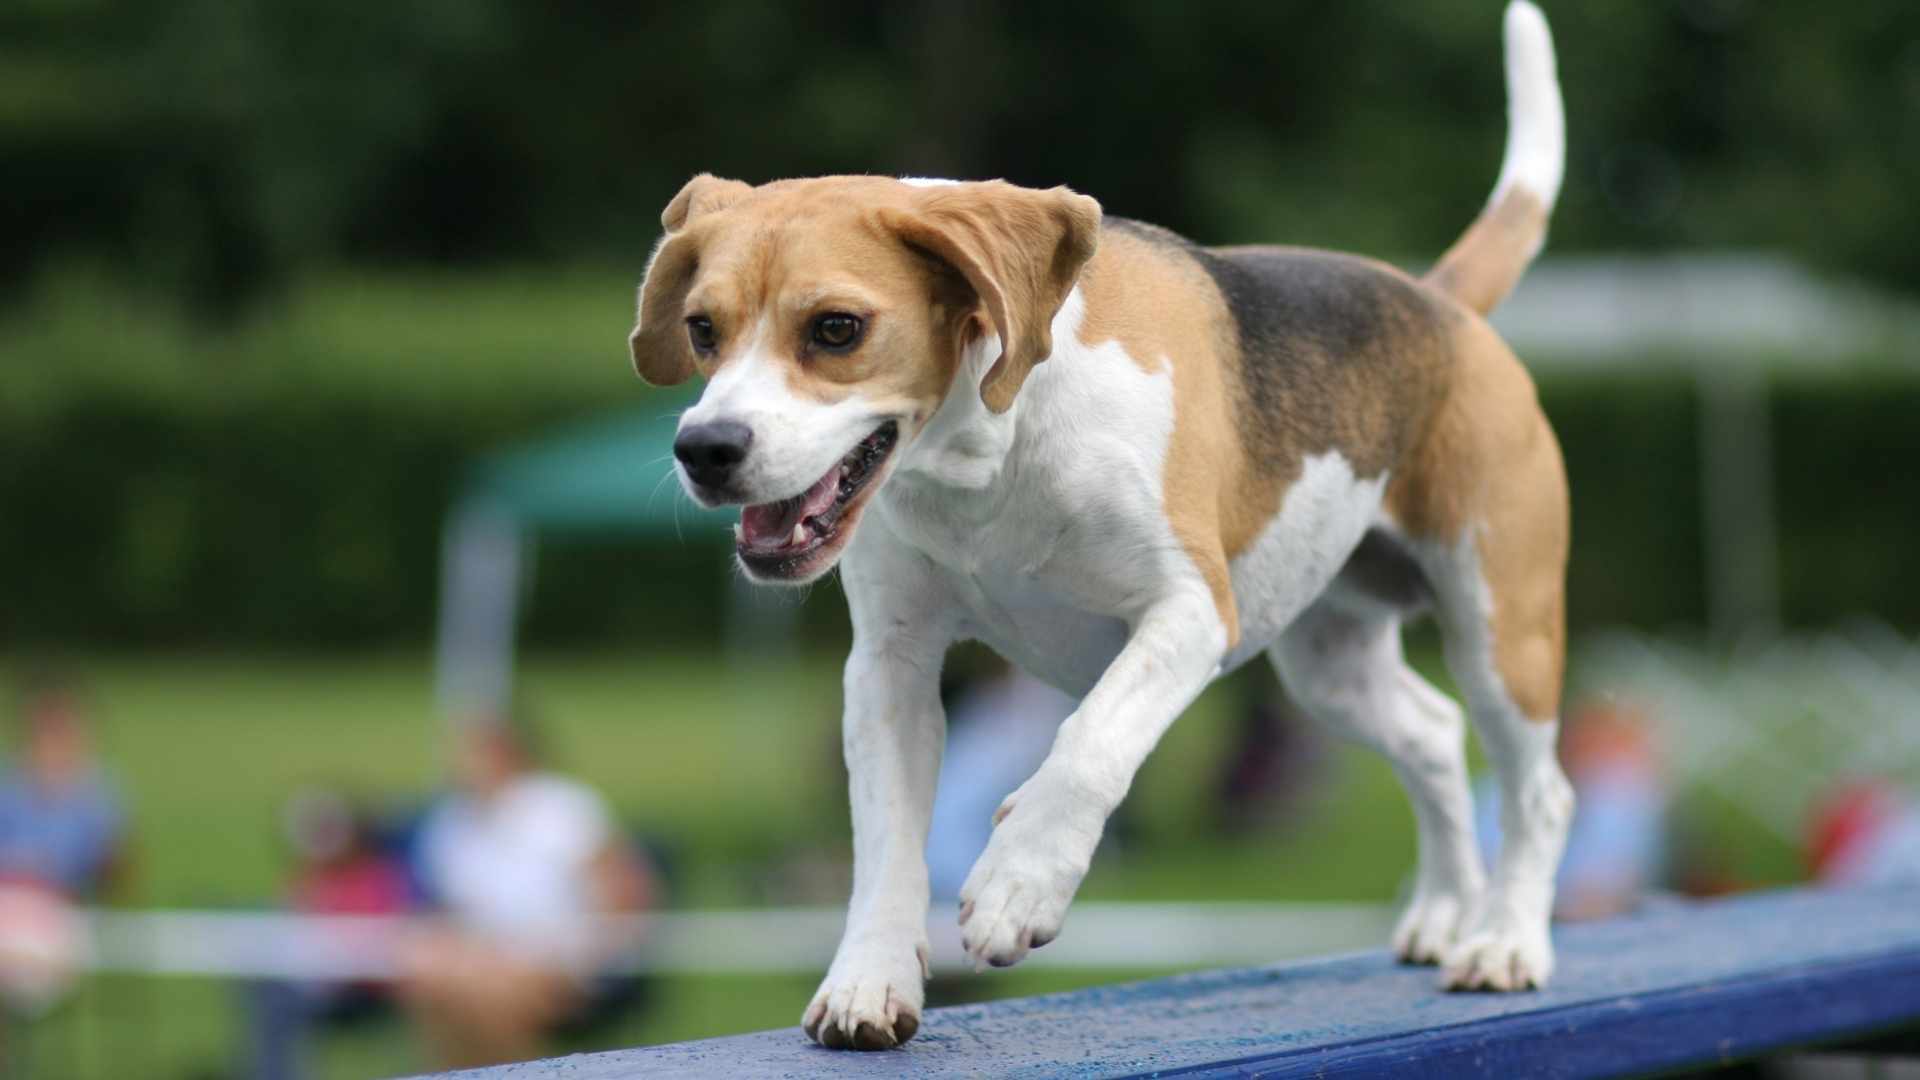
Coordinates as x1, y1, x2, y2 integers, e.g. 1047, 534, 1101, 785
658, 173, 755, 233
630, 175, 756, 385
885, 181, 1102, 413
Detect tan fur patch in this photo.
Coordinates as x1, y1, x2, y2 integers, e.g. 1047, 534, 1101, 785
1072, 223, 1562, 715
645, 177, 994, 426
1074, 229, 1244, 642
1384, 315, 1569, 721
634, 176, 1097, 431
1423, 188, 1548, 317
1076, 232, 1458, 648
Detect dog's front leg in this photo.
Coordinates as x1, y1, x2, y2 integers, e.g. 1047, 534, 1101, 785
959, 589, 1227, 969
802, 632, 947, 1050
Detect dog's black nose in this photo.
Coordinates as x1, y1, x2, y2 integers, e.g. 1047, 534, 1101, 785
674, 420, 753, 488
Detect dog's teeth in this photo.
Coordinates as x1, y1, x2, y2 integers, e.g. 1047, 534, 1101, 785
732, 523, 744, 543
792, 522, 807, 546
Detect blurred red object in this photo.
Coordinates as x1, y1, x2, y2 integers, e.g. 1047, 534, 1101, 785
1807, 779, 1905, 882
0, 878, 82, 1014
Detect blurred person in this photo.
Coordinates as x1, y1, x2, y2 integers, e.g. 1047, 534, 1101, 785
244, 787, 413, 1080
0, 671, 126, 1016
399, 710, 658, 1070
1476, 701, 1666, 921
1807, 779, 1920, 888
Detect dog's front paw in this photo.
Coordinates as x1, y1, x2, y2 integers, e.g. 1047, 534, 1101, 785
957, 780, 1099, 970
1439, 898, 1553, 991
1392, 887, 1474, 966
802, 938, 928, 1050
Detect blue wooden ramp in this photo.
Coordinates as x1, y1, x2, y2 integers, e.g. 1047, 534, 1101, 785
447, 886, 1920, 1078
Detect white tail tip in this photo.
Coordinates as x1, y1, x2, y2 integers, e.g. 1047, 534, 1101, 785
1492, 0, 1564, 210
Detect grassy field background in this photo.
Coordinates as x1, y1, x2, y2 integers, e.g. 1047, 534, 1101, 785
1, 647, 1805, 1079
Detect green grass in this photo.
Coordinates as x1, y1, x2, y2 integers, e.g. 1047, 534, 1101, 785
0, 649, 1426, 1078
2, 649, 1802, 1078
63, 650, 1428, 914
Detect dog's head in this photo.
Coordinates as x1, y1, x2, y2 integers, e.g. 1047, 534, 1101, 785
632, 175, 1101, 584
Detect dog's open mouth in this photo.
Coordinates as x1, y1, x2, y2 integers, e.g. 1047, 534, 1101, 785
734, 421, 898, 578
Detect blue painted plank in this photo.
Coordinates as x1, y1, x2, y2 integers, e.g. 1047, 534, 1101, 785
438, 887, 1920, 1079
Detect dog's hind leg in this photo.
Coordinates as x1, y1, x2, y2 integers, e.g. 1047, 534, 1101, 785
1423, 525, 1572, 992
1373, 288, 1573, 991
1403, 377, 1573, 992
1273, 591, 1484, 964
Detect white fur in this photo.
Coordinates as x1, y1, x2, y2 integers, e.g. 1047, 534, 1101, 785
1272, 584, 1484, 965
880, 289, 1200, 694
1224, 452, 1391, 671
1399, 525, 1573, 990
812, 291, 1244, 1010
1490, 1, 1564, 213
677, 330, 892, 514
899, 176, 961, 188
802, 535, 958, 1045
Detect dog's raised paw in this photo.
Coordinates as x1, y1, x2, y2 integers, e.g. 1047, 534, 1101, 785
957, 879, 1062, 971
957, 792, 1090, 969
803, 942, 926, 1050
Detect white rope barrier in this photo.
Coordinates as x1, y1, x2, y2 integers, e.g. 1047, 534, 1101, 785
67, 902, 1394, 980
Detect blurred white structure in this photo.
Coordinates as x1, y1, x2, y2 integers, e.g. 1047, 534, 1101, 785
1498, 254, 1918, 642
74, 902, 1393, 979
1493, 254, 1920, 367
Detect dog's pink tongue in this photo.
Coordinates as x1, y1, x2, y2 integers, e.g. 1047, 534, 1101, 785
739, 467, 839, 548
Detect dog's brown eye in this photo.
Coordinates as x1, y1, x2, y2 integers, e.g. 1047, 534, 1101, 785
686, 316, 716, 353
811, 313, 863, 351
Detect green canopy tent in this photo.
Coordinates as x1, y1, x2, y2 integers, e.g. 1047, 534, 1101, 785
433, 404, 791, 710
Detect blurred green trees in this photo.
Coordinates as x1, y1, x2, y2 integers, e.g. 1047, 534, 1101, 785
3, 1, 1917, 650
4, 0, 1917, 320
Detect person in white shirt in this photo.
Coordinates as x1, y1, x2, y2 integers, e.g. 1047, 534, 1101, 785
400, 711, 654, 1069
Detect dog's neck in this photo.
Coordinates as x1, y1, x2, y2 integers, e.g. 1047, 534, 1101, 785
893, 331, 1022, 492
892, 285, 1093, 495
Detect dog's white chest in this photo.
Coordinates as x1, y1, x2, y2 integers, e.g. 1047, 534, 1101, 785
873, 464, 1146, 697
867, 323, 1185, 696
953, 571, 1131, 698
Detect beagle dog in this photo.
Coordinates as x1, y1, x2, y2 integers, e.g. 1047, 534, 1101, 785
633, 2, 1570, 1051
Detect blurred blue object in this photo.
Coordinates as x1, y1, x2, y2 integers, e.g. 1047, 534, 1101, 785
926, 669, 1078, 901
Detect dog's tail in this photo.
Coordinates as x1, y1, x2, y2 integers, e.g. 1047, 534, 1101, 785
1424, 1, 1563, 316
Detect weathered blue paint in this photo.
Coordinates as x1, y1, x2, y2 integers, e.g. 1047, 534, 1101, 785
436, 887, 1920, 1079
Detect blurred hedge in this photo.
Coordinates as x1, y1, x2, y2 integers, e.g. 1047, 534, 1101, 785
0, 382, 759, 650
0, 268, 742, 649
2, 274, 1916, 649
6, 379, 1916, 649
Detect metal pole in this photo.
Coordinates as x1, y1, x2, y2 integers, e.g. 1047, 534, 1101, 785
1696, 362, 1781, 642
